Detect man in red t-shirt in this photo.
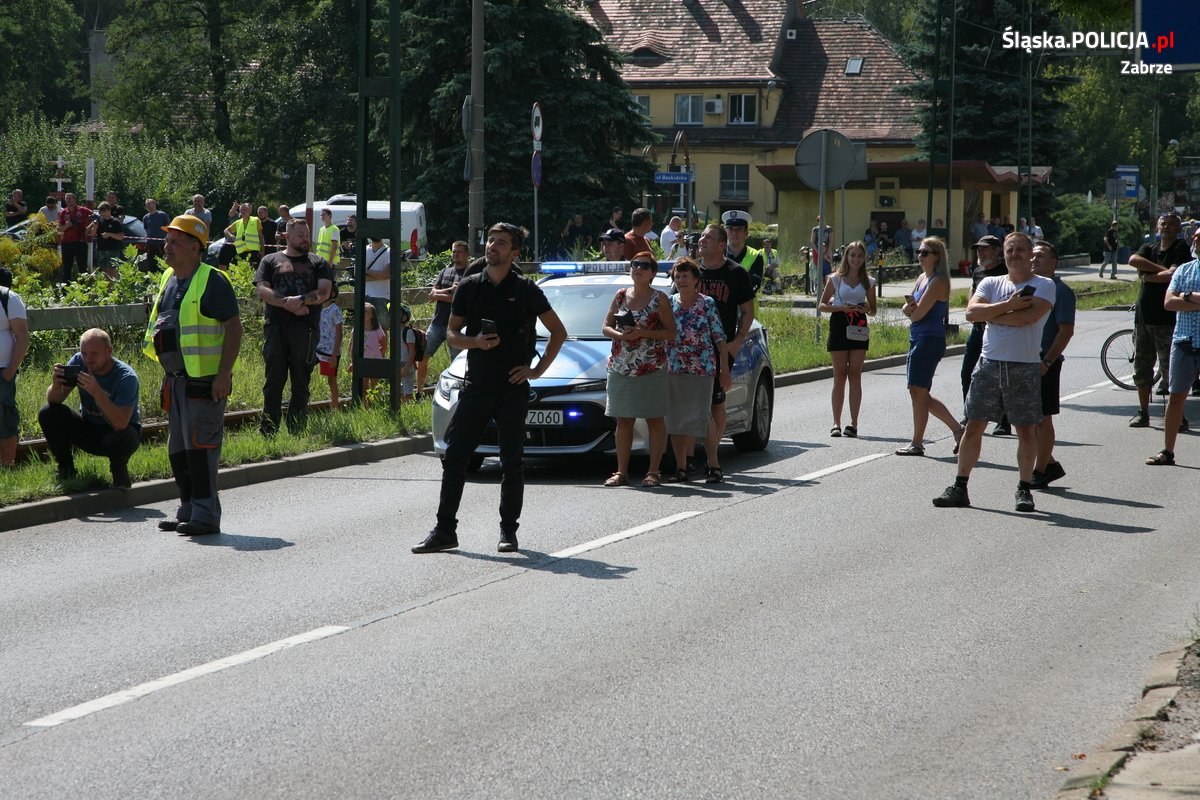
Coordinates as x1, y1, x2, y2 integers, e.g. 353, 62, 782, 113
622, 207, 653, 260
57, 192, 92, 281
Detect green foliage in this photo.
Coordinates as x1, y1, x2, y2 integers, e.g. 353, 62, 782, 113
1053, 194, 1143, 258
0, 0, 88, 122
393, 0, 657, 252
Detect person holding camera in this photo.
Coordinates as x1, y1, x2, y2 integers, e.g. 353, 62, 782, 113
39, 328, 141, 487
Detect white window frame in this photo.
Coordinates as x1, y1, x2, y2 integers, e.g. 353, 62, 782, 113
674, 94, 703, 126
632, 95, 650, 122
719, 164, 750, 199
727, 94, 758, 126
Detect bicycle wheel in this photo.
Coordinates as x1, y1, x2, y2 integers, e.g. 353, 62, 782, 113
1101, 329, 1137, 390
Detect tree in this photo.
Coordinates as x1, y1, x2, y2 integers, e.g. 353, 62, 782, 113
392, 0, 656, 251
0, 0, 89, 124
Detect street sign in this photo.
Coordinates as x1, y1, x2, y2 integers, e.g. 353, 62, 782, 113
654, 171, 692, 184
531, 103, 543, 142
794, 128, 856, 190
532, 152, 542, 188
1115, 165, 1140, 199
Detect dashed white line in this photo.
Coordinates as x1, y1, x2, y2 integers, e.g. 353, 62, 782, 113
25, 625, 349, 728
795, 452, 889, 482
550, 510, 704, 559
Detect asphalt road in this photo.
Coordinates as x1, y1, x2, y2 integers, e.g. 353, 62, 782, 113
3, 308, 1199, 799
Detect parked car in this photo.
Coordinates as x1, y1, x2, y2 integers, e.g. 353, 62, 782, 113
3, 215, 148, 256
431, 261, 774, 469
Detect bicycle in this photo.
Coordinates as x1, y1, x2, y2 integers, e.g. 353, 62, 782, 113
1100, 306, 1160, 390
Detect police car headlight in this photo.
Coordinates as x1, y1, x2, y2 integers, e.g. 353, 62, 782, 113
569, 380, 607, 393
437, 374, 463, 401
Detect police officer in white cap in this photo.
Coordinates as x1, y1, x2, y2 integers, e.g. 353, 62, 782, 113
721, 210, 764, 294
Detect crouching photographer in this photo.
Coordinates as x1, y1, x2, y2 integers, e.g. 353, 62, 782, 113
39, 328, 142, 488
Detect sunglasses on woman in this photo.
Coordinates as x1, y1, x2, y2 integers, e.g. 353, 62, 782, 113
917, 249, 935, 257
631, 260, 657, 270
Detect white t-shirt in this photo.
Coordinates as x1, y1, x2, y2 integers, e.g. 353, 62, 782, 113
38, 206, 60, 222
364, 244, 391, 300
0, 289, 28, 368
660, 226, 680, 257
976, 274, 1056, 363
912, 227, 928, 241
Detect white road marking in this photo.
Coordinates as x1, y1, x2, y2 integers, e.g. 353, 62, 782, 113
795, 452, 889, 482
550, 511, 704, 559
25, 625, 349, 728
1088, 378, 1125, 389
1059, 389, 1095, 402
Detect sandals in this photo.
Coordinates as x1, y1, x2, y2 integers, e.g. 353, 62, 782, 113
895, 443, 925, 456
663, 469, 689, 484
843, 425, 857, 438
1146, 449, 1175, 466
641, 472, 662, 488
705, 466, 724, 484
604, 472, 628, 487
952, 426, 964, 456
829, 426, 842, 438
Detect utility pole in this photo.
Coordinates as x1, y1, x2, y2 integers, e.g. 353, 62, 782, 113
467, 0, 485, 256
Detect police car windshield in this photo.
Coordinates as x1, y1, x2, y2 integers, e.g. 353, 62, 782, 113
536, 284, 624, 339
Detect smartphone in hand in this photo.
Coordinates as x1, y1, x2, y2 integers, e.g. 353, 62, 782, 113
1017, 285, 1036, 297
480, 318, 497, 335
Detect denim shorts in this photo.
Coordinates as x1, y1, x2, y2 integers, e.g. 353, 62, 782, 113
906, 335, 945, 390
425, 323, 449, 359
0, 373, 16, 438
1168, 340, 1200, 394
964, 357, 1043, 426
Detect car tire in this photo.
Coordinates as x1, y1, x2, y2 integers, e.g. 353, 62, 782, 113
732, 375, 772, 452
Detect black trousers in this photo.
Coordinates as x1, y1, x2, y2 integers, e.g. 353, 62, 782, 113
38, 403, 140, 473
60, 242, 88, 281
437, 382, 528, 535
960, 323, 984, 400
261, 322, 317, 434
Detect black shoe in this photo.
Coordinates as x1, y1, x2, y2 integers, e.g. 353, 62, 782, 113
1181, 418, 1191, 433
1015, 487, 1035, 512
111, 464, 132, 489
1031, 462, 1066, 489
1129, 410, 1150, 428
176, 520, 221, 535
932, 484, 970, 508
56, 464, 77, 481
497, 531, 519, 553
1156, 383, 1169, 396
158, 519, 183, 531
412, 528, 458, 554
991, 422, 1012, 436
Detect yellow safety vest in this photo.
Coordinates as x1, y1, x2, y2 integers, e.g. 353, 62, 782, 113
315, 223, 337, 263
233, 217, 261, 254
143, 263, 233, 377
738, 246, 762, 271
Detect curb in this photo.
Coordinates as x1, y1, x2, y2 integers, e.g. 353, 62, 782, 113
0, 345, 965, 532
0, 435, 433, 534
1054, 642, 1193, 799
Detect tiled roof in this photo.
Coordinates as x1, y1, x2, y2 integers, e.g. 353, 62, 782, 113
579, 3, 923, 145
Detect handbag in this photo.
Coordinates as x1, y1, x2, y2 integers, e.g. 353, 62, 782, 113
835, 277, 869, 341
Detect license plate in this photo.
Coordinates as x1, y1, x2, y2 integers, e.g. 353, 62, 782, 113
526, 409, 563, 427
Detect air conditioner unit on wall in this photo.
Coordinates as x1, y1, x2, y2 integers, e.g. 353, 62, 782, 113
704, 99, 724, 115
878, 196, 895, 207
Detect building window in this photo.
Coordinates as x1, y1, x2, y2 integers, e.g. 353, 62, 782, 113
675, 94, 703, 125
632, 95, 650, 122
720, 164, 750, 199
845, 58, 864, 76
727, 94, 757, 125
669, 165, 692, 212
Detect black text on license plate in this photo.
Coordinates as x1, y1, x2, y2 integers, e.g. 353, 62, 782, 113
526, 409, 563, 427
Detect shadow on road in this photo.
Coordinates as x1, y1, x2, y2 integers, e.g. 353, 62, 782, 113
976, 507, 1156, 534
183, 533, 295, 551
455, 548, 636, 580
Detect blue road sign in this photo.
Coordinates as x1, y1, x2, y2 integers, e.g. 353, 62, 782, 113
654, 171, 692, 184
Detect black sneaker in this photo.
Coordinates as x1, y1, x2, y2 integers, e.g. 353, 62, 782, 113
497, 531, 519, 553
992, 422, 1012, 436
176, 520, 221, 535
932, 484, 970, 508
1156, 383, 1169, 396
1129, 410, 1150, 428
412, 528, 458, 554
158, 519, 183, 531
1033, 461, 1066, 488
1015, 487, 1035, 512
111, 463, 132, 489
1181, 418, 1191, 433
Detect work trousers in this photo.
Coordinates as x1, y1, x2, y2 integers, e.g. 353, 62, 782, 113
165, 376, 226, 528
261, 322, 317, 435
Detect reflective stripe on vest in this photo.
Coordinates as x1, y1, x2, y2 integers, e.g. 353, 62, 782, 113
142, 263, 232, 377
316, 224, 337, 262
234, 217, 261, 254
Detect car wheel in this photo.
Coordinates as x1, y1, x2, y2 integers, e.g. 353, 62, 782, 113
732, 376, 772, 451
466, 454, 485, 473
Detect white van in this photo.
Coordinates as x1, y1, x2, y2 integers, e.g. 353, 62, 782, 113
290, 193, 428, 257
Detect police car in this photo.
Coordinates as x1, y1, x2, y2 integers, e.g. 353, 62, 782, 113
431, 261, 774, 468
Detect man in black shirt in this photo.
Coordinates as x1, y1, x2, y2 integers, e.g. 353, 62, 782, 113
413, 222, 567, 555
253, 218, 334, 434
1101, 221, 1120, 279
960, 235, 1008, 429
1128, 212, 1190, 429
93, 202, 125, 279
695, 223, 754, 483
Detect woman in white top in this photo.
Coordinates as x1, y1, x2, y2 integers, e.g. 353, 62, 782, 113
818, 240, 876, 437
